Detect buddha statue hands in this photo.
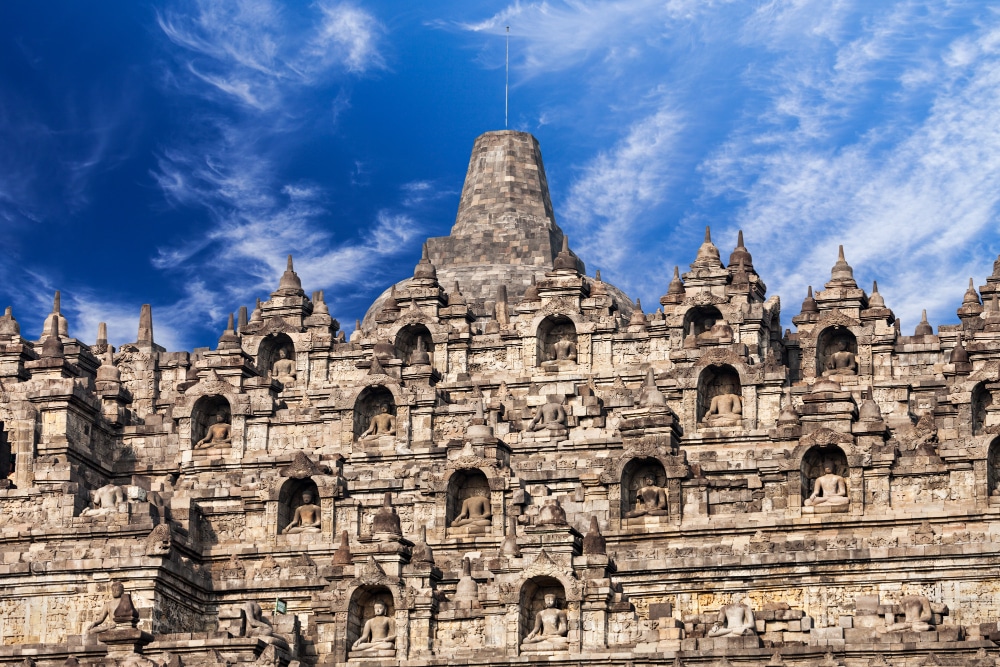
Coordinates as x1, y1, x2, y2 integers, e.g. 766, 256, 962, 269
527, 398, 567, 432
823, 340, 857, 375
272, 348, 297, 385
702, 393, 742, 427
879, 595, 934, 633
80, 483, 125, 517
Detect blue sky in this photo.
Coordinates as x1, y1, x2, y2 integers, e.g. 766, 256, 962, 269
2, 1, 999, 351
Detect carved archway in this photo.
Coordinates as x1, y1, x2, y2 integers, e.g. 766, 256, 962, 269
394, 324, 433, 367
988, 437, 1000, 498
973, 382, 992, 436
519, 576, 567, 647
346, 585, 395, 654
684, 305, 724, 340
258, 333, 295, 379
446, 468, 492, 533
619, 457, 667, 519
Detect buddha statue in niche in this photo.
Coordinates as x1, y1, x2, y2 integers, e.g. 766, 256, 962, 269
878, 595, 934, 633
822, 339, 857, 375
803, 461, 849, 509
450, 494, 492, 531
361, 404, 396, 438
272, 348, 297, 385
351, 601, 396, 655
702, 393, 743, 427
526, 395, 568, 433
624, 476, 669, 518
521, 594, 569, 650
197, 414, 232, 448
282, 491, 322, 534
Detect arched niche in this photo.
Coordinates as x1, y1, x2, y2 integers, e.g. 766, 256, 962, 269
258, 333, 295, 379
620, 458, 668, 520
519, 576, 568, 649
446, 468, 492, 534
988, 437, 1000, 499
277, 477, 320, 535
191, 395, 232, 448
537, 315, 578, 367
354, 386, 396, 441
800, 444, 849, 502
684, 305, 724, 340
395, 324, 433, 367
347, 586, 396, 656
697, 364, 742, 426
973, 382, 992, 436
817, 326, 858, 377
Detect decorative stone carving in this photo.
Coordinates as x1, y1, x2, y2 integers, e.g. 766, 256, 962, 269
582, 516, 606, 555
536, 497, 568, 526
81, 483, 124, 517
332, 531, 353, 566
144, 523, 172, 556
373, 492, 402, 536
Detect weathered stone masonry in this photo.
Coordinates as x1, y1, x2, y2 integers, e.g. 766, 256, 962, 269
2, 130, 1000, 667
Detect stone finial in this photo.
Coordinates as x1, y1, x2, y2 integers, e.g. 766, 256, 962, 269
583, 515, 606, 555
869, 280, 886, 308
495, 284, 510, 326
776, 387, 799, 426
523, 275, 540, 302
691, 226, 723, 269
411, 525, 434, 565
661, 266, 686, 305
137, 304, 154, 345
449, 281, 466, 306
97, 345, 120, 383
951, 333, 969, 365
372, 492, 402, 536
383, 285, 400, 313
409, 336, 431, 366
553, 235, 579, 272
959, 277, 984, 319
217, 313, 241, 350
858, 391, 883, 422
728, 229, 754, 271
827, 244, 857, 288
500, 515, 521, 557
628, 298, 649, 327
277, 254, 304, 294
42, 290, 69, 339
40, 315, 64, 359
96, 321, 108, 347
332, 530, 353, 565
0, 306, 19, 339
453, 557, 481, 608
800, 286, 819, 314
237, 305, 248, 332
369, 352, 387, 376
915, 309, 934, 336
250, 298, 263, 323
639, 367, 667, 407
313, 290, 331, 316
590, 269, 608, 297
731, 257, 750, 288
683, 321, 698, 349
413, 242, 438, 282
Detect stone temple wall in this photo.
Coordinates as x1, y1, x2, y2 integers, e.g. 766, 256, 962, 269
2, 131, 1000, 667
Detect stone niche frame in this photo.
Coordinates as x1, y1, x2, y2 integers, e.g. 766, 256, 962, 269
174, 372, 251, 459
433, 461, 508, 540
0, 401, 36, 491
987, 436, 1000, 503
255, 332, 296, 381
332, 561, 411, 663
393, 323, 435, 368
266, 453, 342, 544
816, 325, 859, 377
696, 363, 743, 426
351, 383, 400, 443
788, 428, 864, 517
683, 304, 726, 340
797, 312, 869, 381
602, 445, 688, 528
535, 313, 579, 367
